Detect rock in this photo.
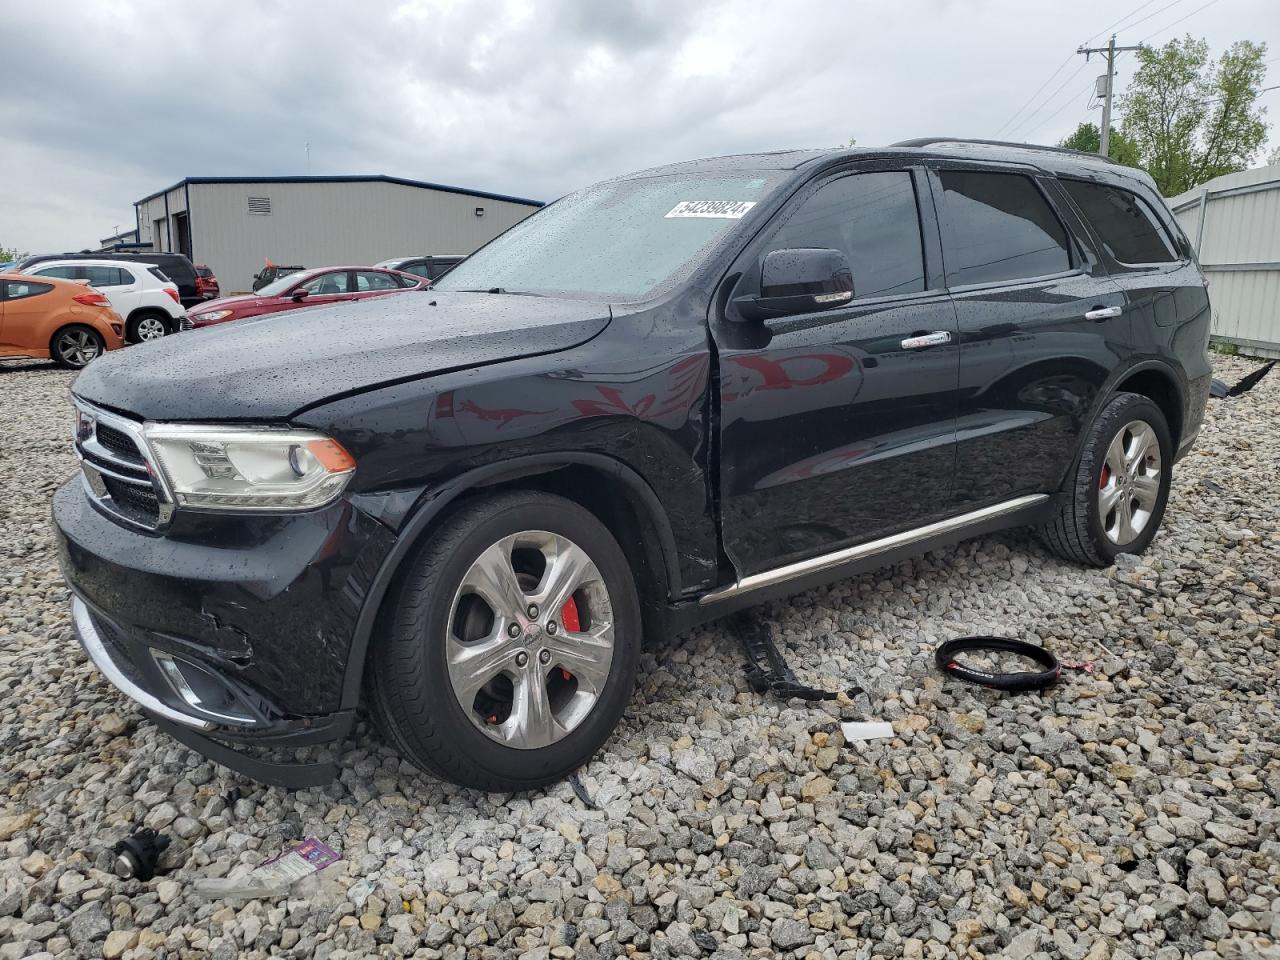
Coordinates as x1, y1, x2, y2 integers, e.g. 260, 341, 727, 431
0, 812, 36, 841
800, 776, 833, 801
68, 904, 110, 943
1205, 822, 1252, 847
770, 918, 814, 950
103, 930, 139, 959
98, 713, 131, 737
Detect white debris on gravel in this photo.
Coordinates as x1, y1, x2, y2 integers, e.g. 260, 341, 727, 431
0, 355, 1277, 960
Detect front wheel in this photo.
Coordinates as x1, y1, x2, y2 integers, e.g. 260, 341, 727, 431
369, 491, 642, 791
50, 326, 104, 369
1040, 392, 1173, 567
128, 313, 169, 343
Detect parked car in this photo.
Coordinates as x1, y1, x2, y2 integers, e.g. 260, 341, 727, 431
0, 272, 124, 367
189, 266, 426, 327
251, 263, 304, 291
194, 265, 220, 301
23, 259, 186, 343
16, 251, 202, 307
374, 254, 465, 282
54, 140, 1211, 791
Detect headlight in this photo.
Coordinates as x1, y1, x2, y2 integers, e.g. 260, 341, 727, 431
193, 309, 233, 323
142, 424, 355, 511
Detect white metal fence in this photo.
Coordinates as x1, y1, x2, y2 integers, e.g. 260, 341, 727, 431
1170, 166, 1280, 359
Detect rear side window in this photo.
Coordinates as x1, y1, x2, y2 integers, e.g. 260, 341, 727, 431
84, 266, 131, 287
34, 265, 80, 280
428, 259, 461, 280
936, 171, 1072, 286
3, 280, 53, 300
1061, 180, 1178, 266
766, 171, 926, 299
355, 271, 400, 291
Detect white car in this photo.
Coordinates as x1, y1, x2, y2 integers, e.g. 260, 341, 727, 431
22, 259, 188, 343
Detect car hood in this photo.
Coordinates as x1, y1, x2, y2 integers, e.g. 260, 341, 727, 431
73, 292, 612, 421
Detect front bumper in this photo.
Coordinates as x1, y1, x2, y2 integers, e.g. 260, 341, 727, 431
54, 478, 397, 782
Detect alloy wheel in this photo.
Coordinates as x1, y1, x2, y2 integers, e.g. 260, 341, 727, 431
56, 330, 100, 367
136, 317, 167, 341
446, 530, 614, 749
1098, 419, 1162, 545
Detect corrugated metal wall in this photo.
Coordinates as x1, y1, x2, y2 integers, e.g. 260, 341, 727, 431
136, 180, 539, 294
1170, 166, 1280, 357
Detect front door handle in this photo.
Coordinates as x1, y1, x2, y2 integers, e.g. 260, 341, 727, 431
1084, 305, 1123, 321
901, 331, 952, 350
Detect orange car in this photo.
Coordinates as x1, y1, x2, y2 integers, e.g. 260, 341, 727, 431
0, 272, 125, 368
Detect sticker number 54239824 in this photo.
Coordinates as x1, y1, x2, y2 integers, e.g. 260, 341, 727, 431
665, 200, 757, 219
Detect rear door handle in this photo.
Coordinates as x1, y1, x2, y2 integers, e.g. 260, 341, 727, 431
1084, 306, 1122, 321
901, 331, 952, 350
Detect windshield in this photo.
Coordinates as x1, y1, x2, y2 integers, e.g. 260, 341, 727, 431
434, 172, 781, 300
256, 271, 313, 296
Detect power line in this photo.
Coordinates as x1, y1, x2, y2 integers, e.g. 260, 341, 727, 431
994, 0, 1173, 139
1007, 61, 1091, 139
1140, 0, 1222, 42
994, 54, 1077, 137
1023, 78, 1101, 141
1112, 0, 1188, 36
1084, 0, 1164, 43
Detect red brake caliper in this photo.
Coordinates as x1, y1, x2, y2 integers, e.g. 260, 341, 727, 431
559, 598, 581, 681
1099, 463, 1111, 489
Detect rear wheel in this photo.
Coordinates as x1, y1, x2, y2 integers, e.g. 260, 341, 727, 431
127, 312, 169, 343
369, 491, 642, 790
50, 326, 104, 369
1040, 392, 1172, 566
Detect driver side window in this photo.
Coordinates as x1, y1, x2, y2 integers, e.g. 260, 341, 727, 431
766, 172, 926, 300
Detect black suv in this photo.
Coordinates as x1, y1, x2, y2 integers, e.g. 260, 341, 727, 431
55, 140, 1211, 790
18, 251, 202, 306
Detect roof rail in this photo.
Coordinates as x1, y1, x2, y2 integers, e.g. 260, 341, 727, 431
891, 137, 1116, 164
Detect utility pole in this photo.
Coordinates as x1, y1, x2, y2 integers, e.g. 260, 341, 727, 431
1077, 35, 1143, 157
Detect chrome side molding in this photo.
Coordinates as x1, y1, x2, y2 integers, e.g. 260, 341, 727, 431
700, 494, 1049, 605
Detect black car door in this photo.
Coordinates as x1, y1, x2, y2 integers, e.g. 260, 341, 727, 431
928, 162, 1130, 510
712, 163, 960, 575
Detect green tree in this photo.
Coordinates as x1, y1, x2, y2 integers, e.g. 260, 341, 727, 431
0, 244, 27, 263
1120, 36, 1269, 196
1058, 122, 1143, 168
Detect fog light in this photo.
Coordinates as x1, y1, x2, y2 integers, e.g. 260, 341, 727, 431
151, 651, 256, 724
112, 828, 169, 881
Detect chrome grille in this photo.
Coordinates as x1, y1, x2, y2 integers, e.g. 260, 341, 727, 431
73, 399, 173, 530
177, 317, 193, 332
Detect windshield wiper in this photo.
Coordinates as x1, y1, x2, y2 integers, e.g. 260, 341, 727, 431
455, 287, 544, 297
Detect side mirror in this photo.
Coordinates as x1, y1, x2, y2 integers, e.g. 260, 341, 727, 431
734, 248, 854, 321
290, 288, 310, 302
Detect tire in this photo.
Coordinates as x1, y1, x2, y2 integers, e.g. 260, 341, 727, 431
50, 326, 105, 369
368, 491, 642, 791
127, 312, 170, 344
1039, 392, 1173, 567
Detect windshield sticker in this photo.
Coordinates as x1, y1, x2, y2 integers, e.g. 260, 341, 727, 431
665, 200, 757, 219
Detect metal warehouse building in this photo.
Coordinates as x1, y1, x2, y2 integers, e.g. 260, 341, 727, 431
1170, 164, 1280, 358
133, 175, 543, 293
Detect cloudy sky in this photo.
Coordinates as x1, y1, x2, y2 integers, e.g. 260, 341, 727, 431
3, 0, 1277, 252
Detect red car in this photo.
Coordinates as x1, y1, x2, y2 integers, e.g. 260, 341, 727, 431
194, 265, 220, 300
188, 266, 426, 327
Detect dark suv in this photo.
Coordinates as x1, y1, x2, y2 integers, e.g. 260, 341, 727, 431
54, 140, 1210, 790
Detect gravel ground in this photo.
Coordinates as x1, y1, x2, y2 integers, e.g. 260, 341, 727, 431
0, 355, 1277, 960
